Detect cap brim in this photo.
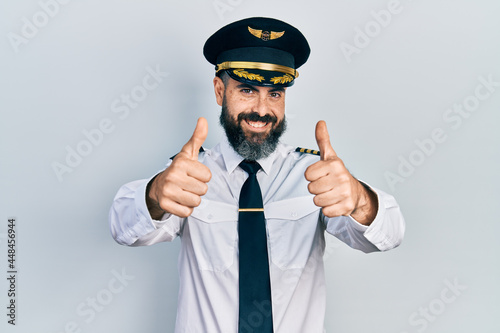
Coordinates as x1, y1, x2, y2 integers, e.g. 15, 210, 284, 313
223, 68, 295, 87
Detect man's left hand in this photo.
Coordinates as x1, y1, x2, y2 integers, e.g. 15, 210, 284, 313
304, 121, 378, 225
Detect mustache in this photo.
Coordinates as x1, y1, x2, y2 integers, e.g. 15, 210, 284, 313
237, 112, 278, 124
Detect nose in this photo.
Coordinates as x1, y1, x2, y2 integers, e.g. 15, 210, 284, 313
253, 94, 270, 116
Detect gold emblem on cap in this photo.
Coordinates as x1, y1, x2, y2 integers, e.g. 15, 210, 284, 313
248, 26, 285, 41
233, 69, 265, 82
270, 74, 293, 84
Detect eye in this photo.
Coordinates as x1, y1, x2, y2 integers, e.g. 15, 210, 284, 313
270, 92, 282, 98
241, 88, 253, 94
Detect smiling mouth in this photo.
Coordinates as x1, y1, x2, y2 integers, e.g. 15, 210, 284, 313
238, 112, 277, 133
245, 120, 269, 128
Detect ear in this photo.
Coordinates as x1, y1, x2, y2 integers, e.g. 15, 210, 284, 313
213, 76, 224, 106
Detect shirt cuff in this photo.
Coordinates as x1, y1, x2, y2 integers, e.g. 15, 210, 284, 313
352, 181, 405, 251
133, 175, 173, 227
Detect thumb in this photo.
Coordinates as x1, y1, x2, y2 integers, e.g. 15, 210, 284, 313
315, 120, 337, 160
181, 117, 208, 160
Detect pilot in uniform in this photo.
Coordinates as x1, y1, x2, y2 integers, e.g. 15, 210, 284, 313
109, 17, 405, 333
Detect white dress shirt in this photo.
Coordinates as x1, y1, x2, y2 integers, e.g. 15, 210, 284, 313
109, 138, 405, 333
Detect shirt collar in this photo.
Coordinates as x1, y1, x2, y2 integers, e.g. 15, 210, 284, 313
220, 136, 279, 176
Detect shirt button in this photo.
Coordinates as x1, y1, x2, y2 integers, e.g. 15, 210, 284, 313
207, 214, 213, 220
291, 212, 298, 218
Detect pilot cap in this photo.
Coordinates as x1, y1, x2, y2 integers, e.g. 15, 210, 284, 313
203, 17, 310, 87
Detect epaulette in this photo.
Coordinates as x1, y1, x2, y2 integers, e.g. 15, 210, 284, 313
170, 147, 205, 160
295, 147, 320, 156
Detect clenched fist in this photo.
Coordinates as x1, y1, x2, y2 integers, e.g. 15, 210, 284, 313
147, 117, 212, 219
305, 121, 378, 225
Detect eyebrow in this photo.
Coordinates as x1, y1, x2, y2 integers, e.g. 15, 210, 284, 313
236, 83, 258, 91
269, 86, 286, 93
236, 83, 286, 93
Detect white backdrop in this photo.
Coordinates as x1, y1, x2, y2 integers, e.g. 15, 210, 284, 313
1, 0, 499, 332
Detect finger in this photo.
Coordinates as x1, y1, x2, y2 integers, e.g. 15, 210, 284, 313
177, 175, 209, 196
186, 163, 212, 183
176, 190, 204, 208
322, 205, 349, 218
307, 175, 334, 195
312, 192, 342, 209
170, 158, 212, 183
304, 161, 330, 182
313, 192, 356, 218
158, 197, 194, 218
320, 196, 356, 217
315, 120, 337, 160
159, 186, 203, 210
180, 117, 208, 160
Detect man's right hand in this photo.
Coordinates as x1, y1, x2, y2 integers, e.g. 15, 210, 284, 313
147, 117, 212, 219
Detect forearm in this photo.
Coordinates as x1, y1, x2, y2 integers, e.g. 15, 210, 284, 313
324, 184, 405, 253
145, 174, 167, 220
109, 177, 181, 246
350, 181, 378, 226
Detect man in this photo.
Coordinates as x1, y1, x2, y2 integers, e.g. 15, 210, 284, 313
110, 17, 405, 333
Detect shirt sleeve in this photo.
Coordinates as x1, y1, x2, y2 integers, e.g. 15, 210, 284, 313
109, 174, 184, 246
323, 182, 405, 253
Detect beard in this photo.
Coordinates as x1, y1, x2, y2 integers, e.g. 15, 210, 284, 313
219, 98, 286, 161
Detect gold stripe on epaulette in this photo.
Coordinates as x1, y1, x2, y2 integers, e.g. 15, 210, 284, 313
295, 147, 320, 155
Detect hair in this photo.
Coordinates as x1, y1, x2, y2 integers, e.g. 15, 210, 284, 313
219, 70, 230, 87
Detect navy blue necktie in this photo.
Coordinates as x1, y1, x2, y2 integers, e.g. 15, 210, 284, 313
238, 161, 273, 333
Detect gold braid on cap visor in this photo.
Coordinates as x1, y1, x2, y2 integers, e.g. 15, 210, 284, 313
216, 61, 298, 78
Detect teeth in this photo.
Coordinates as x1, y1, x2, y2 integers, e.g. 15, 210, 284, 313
247, 121, 267, 128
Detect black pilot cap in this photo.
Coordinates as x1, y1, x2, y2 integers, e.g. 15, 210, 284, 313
203, 17, 310, 87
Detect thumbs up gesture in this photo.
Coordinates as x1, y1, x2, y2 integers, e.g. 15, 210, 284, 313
304, 121, 377, 225
147, 117, 212, 219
